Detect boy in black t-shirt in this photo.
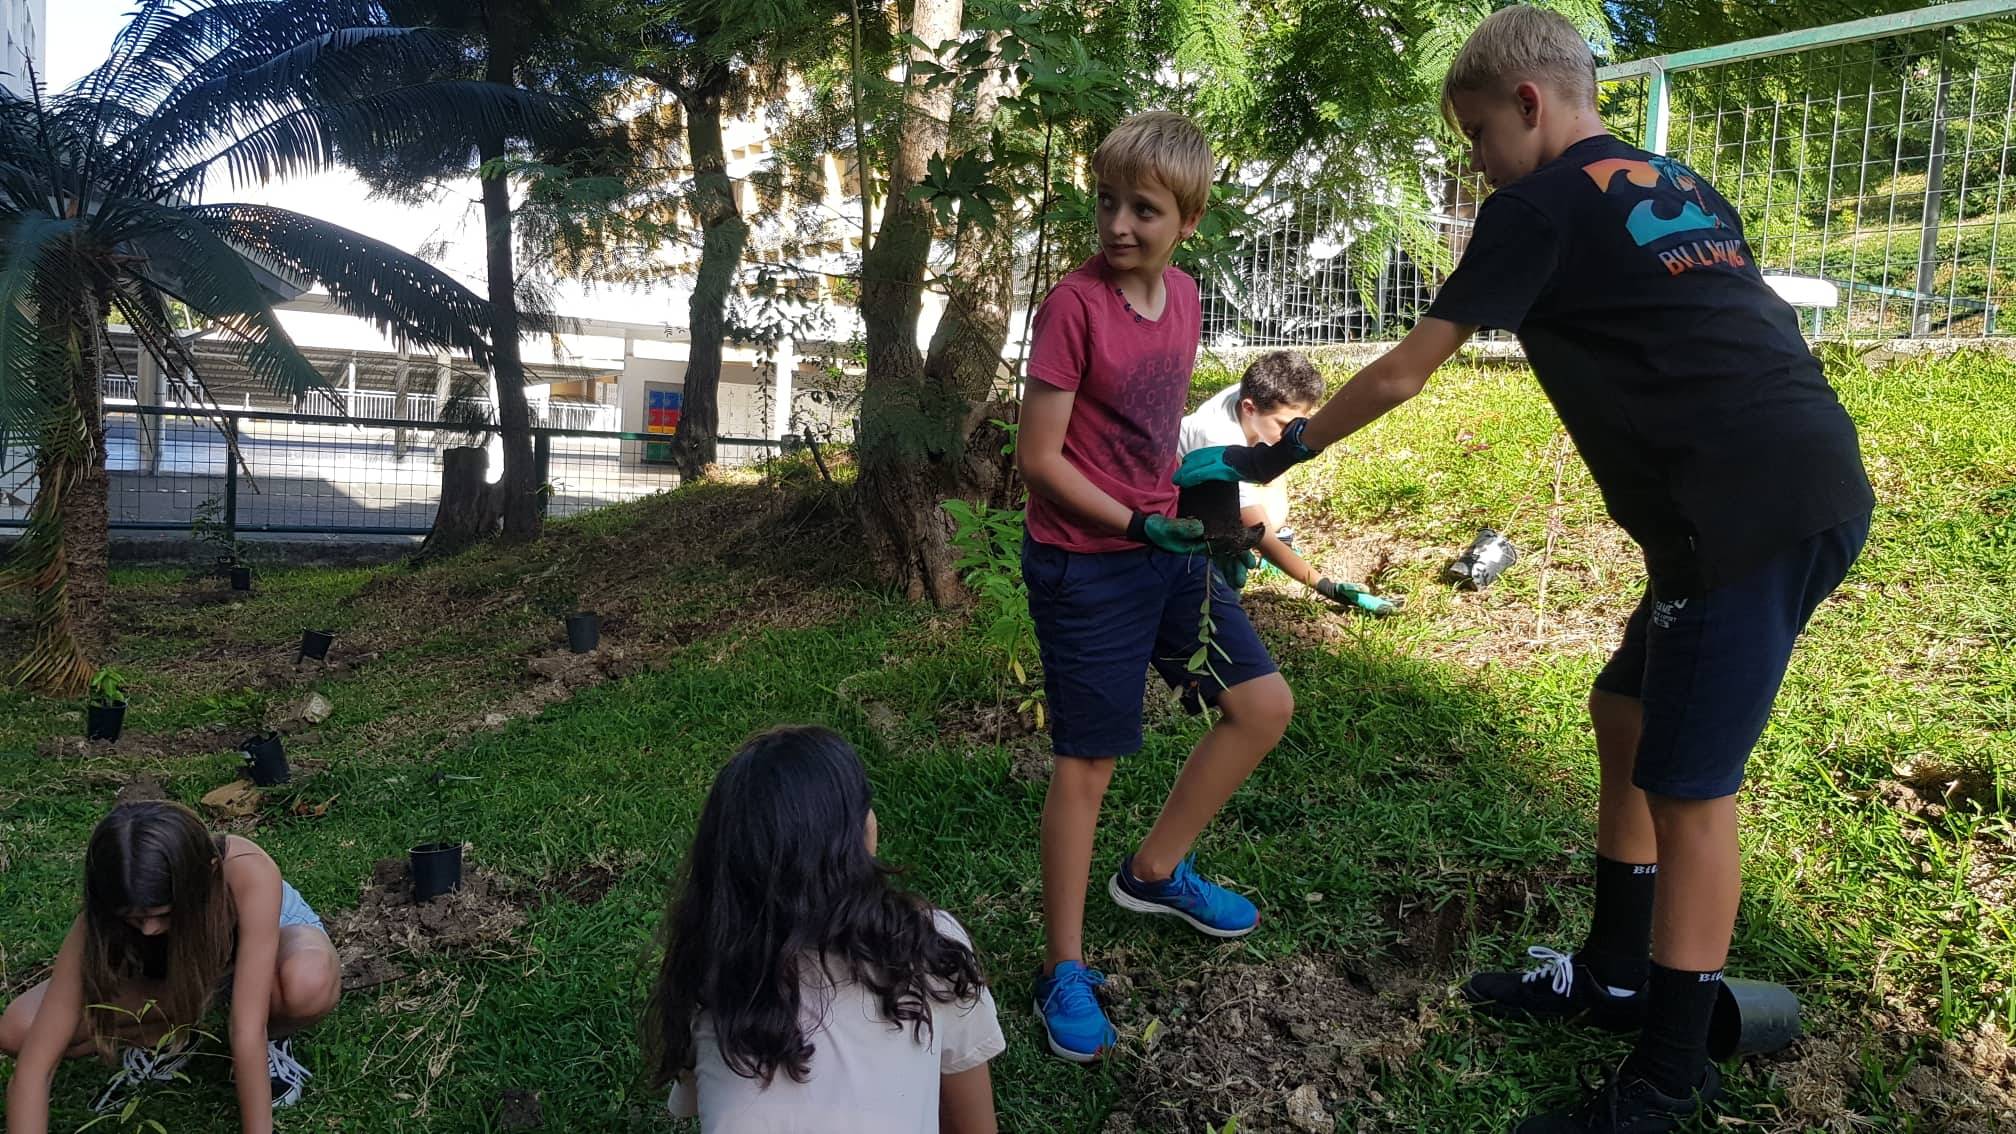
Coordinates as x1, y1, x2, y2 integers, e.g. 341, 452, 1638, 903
1176, 7, 1872, 1133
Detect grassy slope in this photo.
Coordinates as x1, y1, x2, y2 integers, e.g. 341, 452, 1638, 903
0, 350, 2010, 1132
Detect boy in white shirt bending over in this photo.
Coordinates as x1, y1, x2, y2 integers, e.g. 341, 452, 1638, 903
1178, 351, 1346, 600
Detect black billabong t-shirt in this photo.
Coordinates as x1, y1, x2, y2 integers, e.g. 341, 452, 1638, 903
1427, 134, 1874, 593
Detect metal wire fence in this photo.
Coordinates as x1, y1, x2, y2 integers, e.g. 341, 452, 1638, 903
0, 408, 783, 538
1196, 191, 1479, 349
1595, 3, 2016, 340
1193, 2, 2016, 349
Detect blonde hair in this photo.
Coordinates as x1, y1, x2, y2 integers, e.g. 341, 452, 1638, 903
1441, 6, 1598, 133
1090, 111, 1214, 220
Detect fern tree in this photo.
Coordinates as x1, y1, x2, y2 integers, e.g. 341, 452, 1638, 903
0, 0, 550, 694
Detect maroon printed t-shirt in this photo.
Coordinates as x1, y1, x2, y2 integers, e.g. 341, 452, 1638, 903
1024, 255, 1201, 553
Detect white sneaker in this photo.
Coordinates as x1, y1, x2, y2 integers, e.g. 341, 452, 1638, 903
266, 1038, 312, 1108
92, 1038, 195, 1112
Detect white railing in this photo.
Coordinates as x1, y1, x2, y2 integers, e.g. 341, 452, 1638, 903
533, 400, 618, 430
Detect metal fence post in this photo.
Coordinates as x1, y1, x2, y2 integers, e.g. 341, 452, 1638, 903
1915, 57, 1954, 337
1643, 63, 1671, 153
534, 431, 552, 516
222, 417, 239, 542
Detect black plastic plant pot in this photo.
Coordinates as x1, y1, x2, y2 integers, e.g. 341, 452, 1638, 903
1446, 527, 1519, 590
240, 733, 290, 786
410, 843, 463, 903
86, 702, 127, 742
229, 565, 253, 592
1176, 480, 1265, 555
299, 629, 336, 662
1707, 978, 1802, 1059
565, 612, 600, 654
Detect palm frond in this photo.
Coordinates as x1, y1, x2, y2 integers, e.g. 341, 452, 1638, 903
111, 201, 329, 397
0, 214, 86, 431
163, 80, 583, 195
114, 23, 466, 177
188, 202, 496, 366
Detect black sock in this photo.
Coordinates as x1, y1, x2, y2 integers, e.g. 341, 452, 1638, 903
1579, 856, 1656, 991
1622, 962, 1721, 1096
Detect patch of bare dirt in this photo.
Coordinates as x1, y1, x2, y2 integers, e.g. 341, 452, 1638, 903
1004, 739, 1052, 784
1106, 955, 1433, 1133
937, 700, 1039, 747
497, 1087, 544, 1131
538, 862, 626, 908
2, 961, 52, 999
1768, 1015, 2016, 1132
1379, 873, 1555, 970
1273, 513, 1643, 670
114, 774, 168, 805
933, 700, 1058, 784
325, 856, 530, 993
1881, 756, 2005, 816
42, 724, 265, 765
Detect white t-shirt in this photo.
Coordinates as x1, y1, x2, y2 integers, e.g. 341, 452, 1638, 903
668, 910, 1006, 1134
1179, 383, 1260, 510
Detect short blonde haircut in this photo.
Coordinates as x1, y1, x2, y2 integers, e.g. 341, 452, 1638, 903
1441, 6, 1598, 132
1091, 111, 1214, 220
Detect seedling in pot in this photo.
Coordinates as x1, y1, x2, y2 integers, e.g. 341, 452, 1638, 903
192, 495, 248, 579
85, 668, 132, 742
410, 771, 479, 903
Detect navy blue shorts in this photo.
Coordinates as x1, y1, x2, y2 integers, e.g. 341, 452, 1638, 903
1594, 513, 1870, 799
1024, 537, 1279, 758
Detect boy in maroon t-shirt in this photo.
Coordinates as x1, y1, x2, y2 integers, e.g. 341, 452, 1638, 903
1016, 111, 1295, 1063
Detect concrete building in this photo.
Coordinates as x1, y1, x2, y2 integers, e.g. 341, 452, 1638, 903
1, 0, 44, 98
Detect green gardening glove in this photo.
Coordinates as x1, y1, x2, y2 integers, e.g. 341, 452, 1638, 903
1173, 418, 1318, 488
1216, 549, 1258, 589
1317, 577, 1404, 616
1128, 512, 1209, 554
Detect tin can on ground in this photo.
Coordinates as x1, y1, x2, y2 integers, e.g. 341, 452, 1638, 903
1447, 528, 1517, 590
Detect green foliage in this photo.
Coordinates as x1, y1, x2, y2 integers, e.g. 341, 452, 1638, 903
908, 152, 1016, 230
190, 496, 245, 571
87, 667, 130, 708
941, 498, 1044, 724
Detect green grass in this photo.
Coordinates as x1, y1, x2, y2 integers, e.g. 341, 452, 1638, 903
2, 350, 2012, 1131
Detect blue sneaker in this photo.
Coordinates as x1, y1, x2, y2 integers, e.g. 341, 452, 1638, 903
1108, 855, 1259, 938
1032, 960, 1116, 1063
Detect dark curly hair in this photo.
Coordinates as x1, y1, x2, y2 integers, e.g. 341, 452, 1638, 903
645, 726, 986, 1088
1239, 350, 1326, 411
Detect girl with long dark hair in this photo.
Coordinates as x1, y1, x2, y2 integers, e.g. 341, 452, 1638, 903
647, 726, 1004, 1132
2, 801, 341, 1131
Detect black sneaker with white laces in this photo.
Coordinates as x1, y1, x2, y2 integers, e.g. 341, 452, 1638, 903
267, 1037, 312, 1108
1512, 1062, 1722, 1133
1461, 946, 1646, 1031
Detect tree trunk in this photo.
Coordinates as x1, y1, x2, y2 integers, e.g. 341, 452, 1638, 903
854, 0, 967, 604
420, 447, 503, 558
926, 38, 1019, 503
61, 322, 110, 670
479, 24, 541, 543
673, 68, 747, 481
12, 303, 108, 696
925, 42, 1016, 405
